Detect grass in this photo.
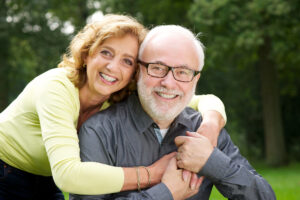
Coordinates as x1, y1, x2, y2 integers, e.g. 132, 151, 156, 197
210, 162, 300, 200
63, 162, 300, 200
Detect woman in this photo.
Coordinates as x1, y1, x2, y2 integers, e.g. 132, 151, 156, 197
0, 14, 226, 199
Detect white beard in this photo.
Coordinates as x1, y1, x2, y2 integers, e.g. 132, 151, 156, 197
137, 74, 196, 121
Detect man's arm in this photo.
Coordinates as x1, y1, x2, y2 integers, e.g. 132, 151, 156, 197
175, 130, 276, 200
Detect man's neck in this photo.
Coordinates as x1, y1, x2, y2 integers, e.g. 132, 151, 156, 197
153, 118, 173, 129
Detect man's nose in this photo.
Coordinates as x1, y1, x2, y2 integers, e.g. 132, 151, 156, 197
160, 70, 177, 87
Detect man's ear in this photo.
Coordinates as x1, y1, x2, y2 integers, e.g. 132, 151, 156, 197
195, 73, 201, 82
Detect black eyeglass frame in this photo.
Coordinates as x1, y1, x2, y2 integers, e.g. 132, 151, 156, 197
138, 60, 201, 82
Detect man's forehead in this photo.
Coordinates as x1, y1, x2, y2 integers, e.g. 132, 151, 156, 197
141, 33, 199, 70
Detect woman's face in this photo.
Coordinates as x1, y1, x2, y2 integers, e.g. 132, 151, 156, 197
85, 34, 139, 98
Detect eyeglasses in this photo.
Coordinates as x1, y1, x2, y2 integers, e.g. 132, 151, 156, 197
138, 60, 200, 82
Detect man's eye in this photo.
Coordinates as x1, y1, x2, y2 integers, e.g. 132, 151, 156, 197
151, 65, 164, 71
178, 70, 189, 75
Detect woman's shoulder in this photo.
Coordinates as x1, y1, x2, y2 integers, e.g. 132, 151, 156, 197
35, 68, 69, 81
31, 68, 75, 89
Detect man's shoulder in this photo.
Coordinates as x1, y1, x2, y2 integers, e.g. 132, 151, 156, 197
181, 106, 203, 121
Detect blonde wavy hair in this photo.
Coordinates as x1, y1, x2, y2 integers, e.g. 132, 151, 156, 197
58, 14, 147, 103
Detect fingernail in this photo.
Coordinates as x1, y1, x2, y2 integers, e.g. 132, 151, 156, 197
191, 183, 196, 190
183, 172, 188, 182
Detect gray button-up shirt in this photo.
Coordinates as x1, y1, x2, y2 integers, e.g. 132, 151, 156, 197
70, 93, 275, 200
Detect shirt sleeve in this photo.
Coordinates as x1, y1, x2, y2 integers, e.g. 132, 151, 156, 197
35, 78, 124, 194
188, 94, 227, 123
199, 129, 276, 200
111, 183, 173, 200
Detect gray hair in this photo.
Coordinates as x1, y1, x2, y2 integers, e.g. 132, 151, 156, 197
138, 25, 205, 71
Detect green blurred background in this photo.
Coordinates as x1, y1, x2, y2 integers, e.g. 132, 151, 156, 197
1, 0, 300, 199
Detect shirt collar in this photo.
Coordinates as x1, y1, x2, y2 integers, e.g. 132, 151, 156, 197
127, 92, 155, 133
172, 108, 197, 129
127, 92, 196, 133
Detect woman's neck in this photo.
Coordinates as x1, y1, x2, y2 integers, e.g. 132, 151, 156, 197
77, 84, 109, 130
79, 84, 109, 112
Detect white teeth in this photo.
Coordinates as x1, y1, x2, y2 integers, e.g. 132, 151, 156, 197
100, 73, 116, 82
157, 92, 176, 99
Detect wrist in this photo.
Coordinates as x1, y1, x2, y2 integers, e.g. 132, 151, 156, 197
138, 166, 152, 189
148, 164, 162, 186
201, 110, 224, 131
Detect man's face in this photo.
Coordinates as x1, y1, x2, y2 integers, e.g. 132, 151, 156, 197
137, 33, 200, 122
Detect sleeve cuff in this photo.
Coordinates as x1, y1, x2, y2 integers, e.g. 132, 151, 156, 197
199, 148, 231, 182
146, 183, 173, 200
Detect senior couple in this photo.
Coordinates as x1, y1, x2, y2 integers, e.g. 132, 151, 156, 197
0, 14, 275, 200
70, 18, 275, 199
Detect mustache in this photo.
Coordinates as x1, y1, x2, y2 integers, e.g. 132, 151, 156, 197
152, 87, 184, 97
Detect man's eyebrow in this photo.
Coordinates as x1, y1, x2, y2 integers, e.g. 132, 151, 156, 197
152, 61, 190, 69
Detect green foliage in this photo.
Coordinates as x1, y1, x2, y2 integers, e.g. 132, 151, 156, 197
0, 0, 69, 109
211, 162, 300, 200
99, 0, 194, 27
189, 0, 300, 164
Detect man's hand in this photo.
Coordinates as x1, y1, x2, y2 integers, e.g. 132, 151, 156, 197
175, 131, 214, 173
162, 157, 201, 200
198, 110, 225, 147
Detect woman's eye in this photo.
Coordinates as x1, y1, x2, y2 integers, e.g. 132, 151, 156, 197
124, 59, 134, 66
100, 50, 112, 57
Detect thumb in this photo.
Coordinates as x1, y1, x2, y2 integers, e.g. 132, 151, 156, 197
174, 136, 188, 147
186, 131, 201, 138
167, 157, 178, 170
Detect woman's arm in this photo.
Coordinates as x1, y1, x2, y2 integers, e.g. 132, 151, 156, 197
122, 153, 175, 191
188, 94, 226, 146
36, 78, 126, 194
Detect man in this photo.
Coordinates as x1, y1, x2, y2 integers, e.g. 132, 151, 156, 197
70, 25, 275, 199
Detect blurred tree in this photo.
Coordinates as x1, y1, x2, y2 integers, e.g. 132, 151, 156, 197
0, 0, 73, 110
98, 0, 194, 26
189, 0, 300, 166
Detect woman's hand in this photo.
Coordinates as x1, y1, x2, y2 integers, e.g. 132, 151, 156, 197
162, 157, 202, 200
147, 152, 176, 186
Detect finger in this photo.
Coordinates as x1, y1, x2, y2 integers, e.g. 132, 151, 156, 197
167, 157, 178, 170
177, 159, 185, 170
196, 176, 204, 189
182, 169, 191, 182
174, 136, 188, 147
190, 173, 198, 189
186, 131, 202, 138
161, 152, 177, 161
165, 151, 177, 158
176, 152, 180, 160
